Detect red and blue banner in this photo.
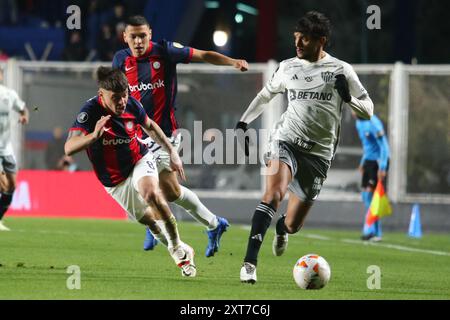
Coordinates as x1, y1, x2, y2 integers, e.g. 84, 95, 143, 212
9, 171, 126, 220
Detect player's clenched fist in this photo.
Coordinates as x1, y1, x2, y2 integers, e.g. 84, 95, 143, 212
334, 74, 352, 103
234, 59, 249, 72
235, 121, 250, 157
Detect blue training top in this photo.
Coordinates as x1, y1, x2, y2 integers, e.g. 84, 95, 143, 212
355, 114, 390, 171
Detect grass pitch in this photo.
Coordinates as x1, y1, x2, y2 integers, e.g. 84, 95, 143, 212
0, 217, 449, 300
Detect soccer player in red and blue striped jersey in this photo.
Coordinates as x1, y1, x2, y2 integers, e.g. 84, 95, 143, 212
113, 16, 248, 257
65, 67, 197, 277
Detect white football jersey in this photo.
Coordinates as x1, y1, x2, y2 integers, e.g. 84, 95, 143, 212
267, 53, 370, 160
0, 85, 25, 156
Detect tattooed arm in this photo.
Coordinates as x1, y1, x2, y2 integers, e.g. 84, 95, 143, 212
65, 115, 111, 156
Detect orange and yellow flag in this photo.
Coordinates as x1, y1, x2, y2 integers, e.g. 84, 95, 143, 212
365, 181, 393, 227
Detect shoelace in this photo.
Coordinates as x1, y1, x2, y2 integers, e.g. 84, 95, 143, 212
244, 263, 255, 273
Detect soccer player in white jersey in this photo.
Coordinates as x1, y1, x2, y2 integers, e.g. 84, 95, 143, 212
0, 69, 29, 231
236, 12, 374, 283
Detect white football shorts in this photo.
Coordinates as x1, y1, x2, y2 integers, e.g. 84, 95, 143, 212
140, 134, 181, 174
104, 152, 159, 221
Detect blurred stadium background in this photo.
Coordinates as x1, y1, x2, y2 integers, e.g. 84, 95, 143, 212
0, 0, 449, 233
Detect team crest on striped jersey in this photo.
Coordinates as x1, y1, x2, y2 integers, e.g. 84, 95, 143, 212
321, 71, 334, 83
153, 61, 161, 70
125, 121, 134, 132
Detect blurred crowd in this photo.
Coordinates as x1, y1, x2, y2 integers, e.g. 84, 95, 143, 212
0, 0, 149, 61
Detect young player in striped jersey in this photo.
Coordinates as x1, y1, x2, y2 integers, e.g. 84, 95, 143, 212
0, 69, 29, 231
113, 16, 248, 257
65, 67, 196, 277
236, 12, 374, 283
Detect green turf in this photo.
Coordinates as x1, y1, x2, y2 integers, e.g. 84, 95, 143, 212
0, 217, 449, 300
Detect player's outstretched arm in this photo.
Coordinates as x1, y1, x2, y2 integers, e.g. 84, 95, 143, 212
65, 115, 111, 156
141, 117, 186, 181
191, 49, 248, 72
235, 87, 276, 156
239, 87, 275, 125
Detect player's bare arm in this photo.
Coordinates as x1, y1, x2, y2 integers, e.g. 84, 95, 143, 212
191, 49, 248, 72
141, 117, 186, 181
64, 115, 111, 156
18, 107, 29, 125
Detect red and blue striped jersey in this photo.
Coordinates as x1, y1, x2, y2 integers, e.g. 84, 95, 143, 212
112, 40, 193, 137
70, 96, 149, 187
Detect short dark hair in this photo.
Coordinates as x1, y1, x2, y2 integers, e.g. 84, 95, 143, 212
96, 67, 128, 92
295, 11, 331, 43
126, 15, 151, 28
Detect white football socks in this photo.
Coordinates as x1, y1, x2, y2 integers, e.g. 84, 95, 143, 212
174, 186, 219, 231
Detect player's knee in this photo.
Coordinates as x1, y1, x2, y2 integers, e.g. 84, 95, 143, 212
160, 178, 181, 202
163, 186, 181, 202
142, 190, 160, 206
5, 182, 15, 193
262, 188, 285, 208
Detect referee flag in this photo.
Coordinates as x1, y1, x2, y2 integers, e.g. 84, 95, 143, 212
365, 181, 392, 227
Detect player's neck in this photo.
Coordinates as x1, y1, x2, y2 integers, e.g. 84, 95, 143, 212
301, 50, 327, 63
311, 50, 326, 62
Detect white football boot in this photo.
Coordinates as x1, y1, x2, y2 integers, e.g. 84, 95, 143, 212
240, 262, 257, 284
272, 232, 288, 256
170, 243, 197, 277
0, 221, 10, 231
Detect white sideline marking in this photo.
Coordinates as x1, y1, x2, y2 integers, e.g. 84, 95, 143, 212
299, 234, 332, 241
240, 225, 450, 257
14, 225, 450, 257
341, 239, 450, 257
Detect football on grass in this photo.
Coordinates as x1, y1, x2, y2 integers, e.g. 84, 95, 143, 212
293, 254, 331, 289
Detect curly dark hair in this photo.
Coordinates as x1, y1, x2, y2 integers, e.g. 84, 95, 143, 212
295, 11, 331, 45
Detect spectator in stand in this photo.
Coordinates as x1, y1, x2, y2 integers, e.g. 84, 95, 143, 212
108, 3, 126, 32
62, 31, 88, 61
97, 24, 116, 61
45, 126, 66, 170
0, 0, 18, 25
113, 22, 127, 51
